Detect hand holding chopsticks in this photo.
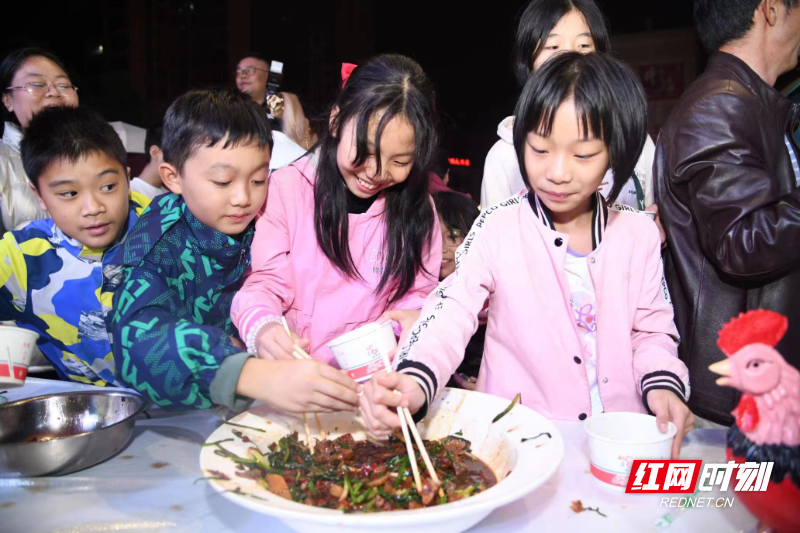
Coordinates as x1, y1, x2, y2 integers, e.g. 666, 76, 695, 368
375, 352, 439, 493
252, 319, 313, 361
272, 318, 437, 491
279, 318, 328, 450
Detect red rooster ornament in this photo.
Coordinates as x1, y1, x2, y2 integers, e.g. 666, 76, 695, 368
709, 310, 800, 533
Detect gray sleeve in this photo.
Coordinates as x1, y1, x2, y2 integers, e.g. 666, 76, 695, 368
209, 352, 256, 411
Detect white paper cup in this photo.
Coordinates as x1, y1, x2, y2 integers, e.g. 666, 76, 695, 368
642, 210, 657, 220
584, 412, 677, 492
326, 321, 397, 382
0, 325, 40, 388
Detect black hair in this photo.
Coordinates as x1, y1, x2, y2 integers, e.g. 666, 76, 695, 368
513, 52, 647, 204
237, 51, 269, 66
433, 192, 480, 237
20, 106, 127, 190
314, 54, 439, 304
144, 120, 164, 164
161, 88, 273, 173
1, 48, 71, 126
694, 0, 799, 53
431, 151, 451, 179
512, 0, 611, 88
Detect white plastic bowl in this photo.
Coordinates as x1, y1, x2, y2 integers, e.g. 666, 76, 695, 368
584, 411, 676, 492
0, 326, 39, 388
326, 321, 396, 382
200, 388, 564, 533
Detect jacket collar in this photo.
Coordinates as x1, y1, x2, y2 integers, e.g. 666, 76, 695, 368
2, 122, 22, 151
707, 52, 798, 129
527, 190, 608, 250
182, 198, 254, 263
123, 193, 253, 267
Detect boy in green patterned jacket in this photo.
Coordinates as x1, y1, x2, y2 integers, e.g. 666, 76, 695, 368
108, 88, 360, 411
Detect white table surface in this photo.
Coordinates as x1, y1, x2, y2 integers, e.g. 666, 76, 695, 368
0, 379, 758, 533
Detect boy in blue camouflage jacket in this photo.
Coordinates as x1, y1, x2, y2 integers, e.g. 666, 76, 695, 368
109, 89, 360, 412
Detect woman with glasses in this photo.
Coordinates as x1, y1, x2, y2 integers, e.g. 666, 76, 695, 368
1, 48, 79, 232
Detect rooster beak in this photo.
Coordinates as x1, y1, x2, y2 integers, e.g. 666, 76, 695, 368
709, 359, 731, 376
708, 359, 732, 387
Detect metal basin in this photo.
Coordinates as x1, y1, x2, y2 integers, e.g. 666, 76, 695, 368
0, 391, 148, 477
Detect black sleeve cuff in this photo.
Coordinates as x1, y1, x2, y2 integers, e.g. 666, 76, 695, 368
641, 370, 687, 415
397, 360, 438, 423
410, 383, 429, 423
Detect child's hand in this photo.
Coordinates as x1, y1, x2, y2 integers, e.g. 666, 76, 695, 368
359, 372, 426, 438
646, 389, 695, 459
379, 309, 421, 359
255, 322, 311, 360
237, 358, 361, 413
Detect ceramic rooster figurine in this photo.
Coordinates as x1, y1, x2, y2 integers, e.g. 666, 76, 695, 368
709, 310, 799, 533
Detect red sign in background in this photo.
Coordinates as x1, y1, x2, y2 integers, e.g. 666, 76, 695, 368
636, 63, 685, 101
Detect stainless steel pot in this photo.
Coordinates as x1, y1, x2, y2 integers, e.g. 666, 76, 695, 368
0, 391, 148, 477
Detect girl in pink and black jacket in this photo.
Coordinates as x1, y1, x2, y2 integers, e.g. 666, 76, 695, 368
361, 52, 694, 458
231, 55, 442, 412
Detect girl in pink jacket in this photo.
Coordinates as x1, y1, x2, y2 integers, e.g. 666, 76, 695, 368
231, 55, 442, 411
361, 52, 694, 458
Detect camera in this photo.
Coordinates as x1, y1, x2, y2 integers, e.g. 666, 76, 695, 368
267, 60, 283, 96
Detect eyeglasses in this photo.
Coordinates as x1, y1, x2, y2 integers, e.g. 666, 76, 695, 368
235, 66, 268, 78
5, 82, 79, 95
442, 229, 465, 248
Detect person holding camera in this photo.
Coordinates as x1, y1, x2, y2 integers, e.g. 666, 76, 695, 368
235, 51, 306, 171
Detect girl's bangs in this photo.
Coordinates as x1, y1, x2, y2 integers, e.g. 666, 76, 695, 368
348, 103, 414, 177
525, 87, 605, 144
573, 89, 606, 143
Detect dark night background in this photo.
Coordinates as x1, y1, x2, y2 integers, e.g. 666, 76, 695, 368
2, 0, 797, 198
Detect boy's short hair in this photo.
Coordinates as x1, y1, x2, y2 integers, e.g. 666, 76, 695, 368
433, 191, 480, 236
21, 106, 128, 190
144, 120, 164, 164
162, 88, 273, 173
431, 151, 450, 179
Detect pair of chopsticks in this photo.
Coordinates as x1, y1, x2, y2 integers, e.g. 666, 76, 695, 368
376, 352, 439, 493
280, 318, 327, 451
279, 317, 438, 493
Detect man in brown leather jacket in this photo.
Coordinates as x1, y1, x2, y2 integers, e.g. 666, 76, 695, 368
655, 0, 800, 426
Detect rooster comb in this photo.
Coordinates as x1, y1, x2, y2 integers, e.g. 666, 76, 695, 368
716, 309, 788, 356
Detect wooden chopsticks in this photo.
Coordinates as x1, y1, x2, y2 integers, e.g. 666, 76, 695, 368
279, 317, 438, 493
377, 352, 439, 493
280, 317, 327, 451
